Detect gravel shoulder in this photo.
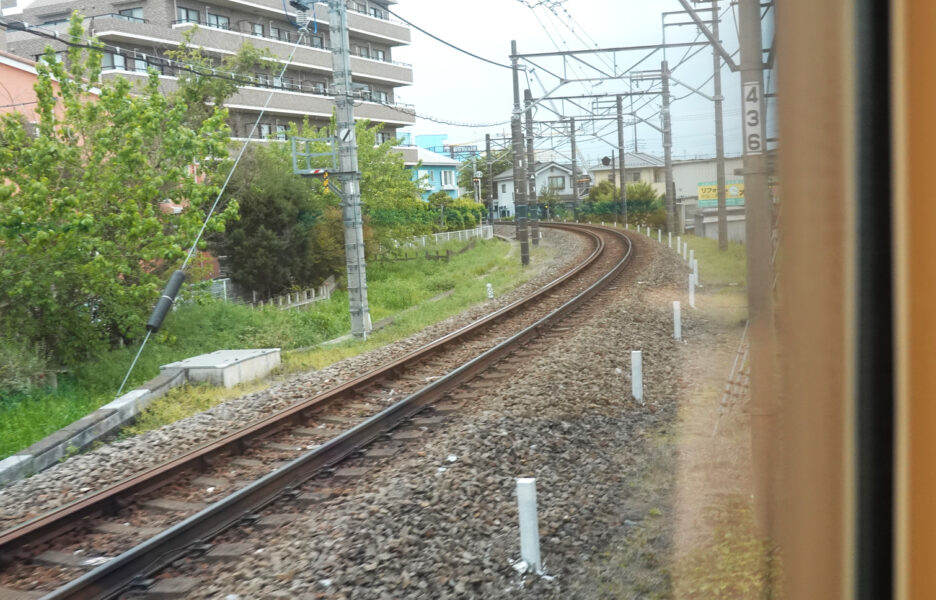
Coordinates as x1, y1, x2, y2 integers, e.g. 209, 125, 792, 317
0, 228, 586, 526
165, 230, 747, 600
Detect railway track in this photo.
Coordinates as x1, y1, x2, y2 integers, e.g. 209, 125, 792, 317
0, 223, 634, 599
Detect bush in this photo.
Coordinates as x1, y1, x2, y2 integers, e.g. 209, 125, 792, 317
0, 339, 48, 395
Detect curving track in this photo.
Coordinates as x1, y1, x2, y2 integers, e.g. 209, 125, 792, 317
0, 223, 634, 600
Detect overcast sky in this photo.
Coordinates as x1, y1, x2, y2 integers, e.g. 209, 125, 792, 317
391, 0, 773, 167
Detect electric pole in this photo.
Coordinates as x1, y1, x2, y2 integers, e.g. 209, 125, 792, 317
524, 88, 539, 244
712, 0, 728, 249
486, 133, 495, 222
738, 0, 776, 535
328, 0, 370, 338
662, 60, 676, 233
511, 40, 530, 266
616, 95, 628, 225
570, 116, 578, 216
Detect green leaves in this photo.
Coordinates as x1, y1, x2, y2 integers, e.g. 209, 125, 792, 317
0, 14, 232, 366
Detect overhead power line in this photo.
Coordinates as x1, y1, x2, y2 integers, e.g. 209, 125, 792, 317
386, 9, 512, 70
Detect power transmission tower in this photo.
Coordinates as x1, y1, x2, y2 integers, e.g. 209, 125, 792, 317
328, 0, 371, 338
711, 0, 729, 249
616, 95, 628, 225
570, 116, 577, 214
662, 61, 676, 233
511, 40, 530, 266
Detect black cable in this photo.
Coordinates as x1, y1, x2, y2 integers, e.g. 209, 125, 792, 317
386, 9, 511, 70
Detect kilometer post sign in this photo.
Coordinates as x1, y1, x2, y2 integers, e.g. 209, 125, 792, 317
697, 180, 745, 209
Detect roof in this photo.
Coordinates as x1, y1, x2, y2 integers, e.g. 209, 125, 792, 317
0, 49, 37, 73
493, 161, 583, 182
590, 152, 665, 171
413, 147, 458, 167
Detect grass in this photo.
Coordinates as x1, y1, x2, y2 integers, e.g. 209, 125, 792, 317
0, 238, 545, 459
681, 234, 748, 289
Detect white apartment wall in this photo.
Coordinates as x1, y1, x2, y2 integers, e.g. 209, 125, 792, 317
672, 157, 745, 198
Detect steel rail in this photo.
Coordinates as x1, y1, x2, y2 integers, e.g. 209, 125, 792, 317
38, 224, 632, 599
0, 225, 604, 562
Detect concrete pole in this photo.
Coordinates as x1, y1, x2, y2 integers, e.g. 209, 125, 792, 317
631, 350, 643, 403
662, 60, 676, 233
328, 0, 370, 339
689, 273, 696, 308
673, 301, 682, 340
712, 0, 728, 249
524, 88, 539, 246
739, 0, 777, 535
486, 133, 495, 222
617, 95, 628, 225
516, 478, 542, 573
510, 40, 529, 266
668, 231, 672, 248
570, 117, 578, 218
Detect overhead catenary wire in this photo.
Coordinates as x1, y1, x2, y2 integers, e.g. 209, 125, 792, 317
386, 8, 511, 70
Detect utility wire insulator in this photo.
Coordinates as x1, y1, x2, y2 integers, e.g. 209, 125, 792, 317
146, 270, 186, 332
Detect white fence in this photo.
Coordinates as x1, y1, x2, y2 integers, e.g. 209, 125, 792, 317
253, 276, 337, 310
395, 225, 494, 250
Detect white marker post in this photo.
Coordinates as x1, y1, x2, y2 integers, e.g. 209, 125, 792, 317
693, 258, 699, 281
657, 229, 662, 243
689, 249, 695, 269
676, 235, 681, 253
486, 282, 494, 301
668, 232, 672, 249
689, 273, 696, 308
631, 350, 644, 403
683, 242, 688, 261
516, 478, 542, 573
673, 301, 682, 340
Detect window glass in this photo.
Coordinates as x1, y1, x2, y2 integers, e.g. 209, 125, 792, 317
275, 124, 287, 140
177, 7, 199, 23
369, 7, 383, 18
548, 175, 565, 190
311, 36, 323, 49
373, 49, 385, 61
252, 23, 263, 36
102, 52, 126, 69
117, 7, 143, 21
502, 183, 507, 193
207, 13, 230, 29
259, 123, 272, 138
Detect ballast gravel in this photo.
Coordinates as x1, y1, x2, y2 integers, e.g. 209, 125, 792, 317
0, 228, 586, 525
174, 230, 699, 599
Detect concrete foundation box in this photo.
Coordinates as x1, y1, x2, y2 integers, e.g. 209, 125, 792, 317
161, 349, 280, 388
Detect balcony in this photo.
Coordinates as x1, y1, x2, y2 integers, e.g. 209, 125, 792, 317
99, 69, 415, 126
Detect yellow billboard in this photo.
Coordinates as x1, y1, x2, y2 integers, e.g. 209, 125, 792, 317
698, 180, 745, 201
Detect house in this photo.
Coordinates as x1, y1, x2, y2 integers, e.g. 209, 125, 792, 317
408, 147, 458, 201
588, 152, 666, 197
3, 0, 417, 161
493, 161, 587, 218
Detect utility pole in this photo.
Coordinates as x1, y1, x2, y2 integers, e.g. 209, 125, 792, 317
511, 40, 530, 266
661, 60, 676, 233
328, 0, 370, 338
524, 88, 539, 244
485, 133, 495, 222
738, 0, 775, 535
570, 116, 578, 216
616, 95, 628, 225
712, 0, 728, 249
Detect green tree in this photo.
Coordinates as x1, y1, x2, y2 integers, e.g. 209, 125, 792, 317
458, 149, 512, 211
0, 15, 234, 365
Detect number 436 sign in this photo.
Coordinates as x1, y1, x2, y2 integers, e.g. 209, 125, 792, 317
743, 82, 764, 155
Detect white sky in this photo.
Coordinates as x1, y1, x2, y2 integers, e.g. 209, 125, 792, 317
391, 0, 772, 167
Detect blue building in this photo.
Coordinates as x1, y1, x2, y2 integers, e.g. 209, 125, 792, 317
408, 147, 460, 201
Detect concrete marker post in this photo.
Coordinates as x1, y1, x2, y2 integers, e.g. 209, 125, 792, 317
516, 478, 542, 573
693, 258, 699, 281
486, 283, 495, 301
673, 301, 682, 340
631, 350, 644, 403
689, 273, 696, 308
689, 249, 695, 268
683, 242, 688, 261
677, 235, 681, 254
658, 229, 662, 243
668, 232, 673, 248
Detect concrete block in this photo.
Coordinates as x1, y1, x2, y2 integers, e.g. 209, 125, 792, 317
161, 349, 280, 388
99, 389, 151, 421
0, 455, 34, 486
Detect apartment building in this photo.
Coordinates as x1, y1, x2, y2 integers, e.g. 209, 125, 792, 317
5, 0, 416, 156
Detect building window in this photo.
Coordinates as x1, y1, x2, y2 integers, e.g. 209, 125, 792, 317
632, 172, 640, 182
117, 7, 143, 22
369, 6, 384, 19
275, 124, 287, 140
311, 35, 324, 48
355, 45, 369, 58
177, 7, 200, 23
607, 174, 614, 182
270, 26, 285, 40
548, 175, 565, 190
376, 132, 395, 145
502, 183, 507, 193
373, 49, 385, 61
252, 22, 264, 36
354, 2, 366, 12
259, 123, 272, 138
102, 52, 126, 70
207, 13, 230, 29
441, 171, 454, 187
373, 90, 388, 104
